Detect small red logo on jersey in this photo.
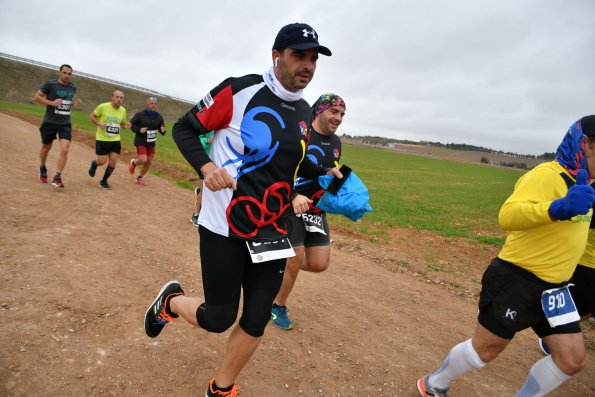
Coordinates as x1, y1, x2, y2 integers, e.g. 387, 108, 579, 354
299, 121, 308, 137
333, 148, 340, 159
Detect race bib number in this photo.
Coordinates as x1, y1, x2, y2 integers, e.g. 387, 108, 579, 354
246, 238, 295, 263
146, 130, 157, 142
541, 285, 580, 327
105, 123, 120, 137
55, 100, 72, 115
301, 213, 326, 234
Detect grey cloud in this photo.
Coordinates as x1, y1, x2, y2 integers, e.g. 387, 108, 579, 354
1, 0, 594, 155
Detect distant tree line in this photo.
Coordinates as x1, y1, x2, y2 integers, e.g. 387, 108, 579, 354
481, 157, 529, 169
341, 134, 556, 160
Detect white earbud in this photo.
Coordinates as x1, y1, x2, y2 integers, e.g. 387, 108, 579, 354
275, 57, 279, 67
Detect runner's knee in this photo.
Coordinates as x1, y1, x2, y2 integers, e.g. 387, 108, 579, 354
302, 259, 329, 273
239, 308, 270, 337
196, 302, 238, 333
553, 347, 587, 375
239, 292, 277, 337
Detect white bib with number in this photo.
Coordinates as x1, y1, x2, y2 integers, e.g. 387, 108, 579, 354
301, 213, 326, 234
146, 130, 158, 142
246, 238, 295, 263
541, 285, 580, 327
55, 100, 72, 115
105, 123, 120, 137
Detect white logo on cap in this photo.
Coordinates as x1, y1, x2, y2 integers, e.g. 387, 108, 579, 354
302, 29, 317, 39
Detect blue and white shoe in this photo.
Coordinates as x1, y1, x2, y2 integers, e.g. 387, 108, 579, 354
271, 305, 294, 330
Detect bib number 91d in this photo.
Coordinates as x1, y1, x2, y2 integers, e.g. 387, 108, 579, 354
548, 292, 565, 312
541, 285, 579, 327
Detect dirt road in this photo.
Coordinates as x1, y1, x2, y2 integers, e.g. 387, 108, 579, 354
1, 112, 593, 396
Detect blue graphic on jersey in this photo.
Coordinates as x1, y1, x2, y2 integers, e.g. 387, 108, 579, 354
295, 145, 325, 188
223, 106, 283, 179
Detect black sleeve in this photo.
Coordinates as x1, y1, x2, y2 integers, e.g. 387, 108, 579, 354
130, 112, 141, 134
159, 115, 166, 135
289, 189, 299, 202
172, 112, 212, 176
297, 156, 327, 180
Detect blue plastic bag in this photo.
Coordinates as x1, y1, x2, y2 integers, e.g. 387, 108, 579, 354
316, 171, 372, 221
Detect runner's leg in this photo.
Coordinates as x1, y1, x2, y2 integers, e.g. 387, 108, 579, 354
56, 139, 70, 174
274, 246, 304, 307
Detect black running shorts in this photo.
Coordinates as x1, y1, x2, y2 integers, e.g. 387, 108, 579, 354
286, 211, 330, 248
570, 264, 595, 318
95, 140, 121, 155
478, 257, 581, 339
39, 122, 72, 144
198, 226, 285, 337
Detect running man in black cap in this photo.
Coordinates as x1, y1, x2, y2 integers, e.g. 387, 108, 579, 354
144, 23, 341, 396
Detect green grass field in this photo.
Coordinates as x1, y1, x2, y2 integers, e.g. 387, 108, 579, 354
332, 145, 521, 245
1, 101, 524, 246
0, 101, 194, 173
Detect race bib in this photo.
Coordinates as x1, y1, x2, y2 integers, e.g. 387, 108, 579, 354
146, 130, 157, 142
105, 123, 120, 137
55, 100, 72, 115
301, 213, 326, 234
541, 285, 580, 327
246, 238, 295, 263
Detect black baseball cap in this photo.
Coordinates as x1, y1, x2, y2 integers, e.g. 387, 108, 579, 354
272, 23, 332, 56
581, 115, 595, 136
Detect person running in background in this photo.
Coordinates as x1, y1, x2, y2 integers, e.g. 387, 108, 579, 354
88, 90, 131, 190
144, 22, 341, 396
128, 97, 166, 186
34, 64, 78, 188
416, 115, 595, 397
190, 130, 214, 226
271, 93, 346, 330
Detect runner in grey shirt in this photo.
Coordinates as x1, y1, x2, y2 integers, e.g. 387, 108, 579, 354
34, 64, 78, 188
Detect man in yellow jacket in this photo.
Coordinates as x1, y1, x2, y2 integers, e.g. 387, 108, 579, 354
417, 115, 595, 397
539, 200, 595, 355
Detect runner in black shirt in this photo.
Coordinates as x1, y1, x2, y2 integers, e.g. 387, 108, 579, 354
128, 97, 166, 186
144, 23, 341, 396
271, 93, 346, 330
34, 64, 78, 188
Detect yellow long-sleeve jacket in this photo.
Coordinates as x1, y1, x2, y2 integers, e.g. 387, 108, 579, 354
498, 161, 592, 283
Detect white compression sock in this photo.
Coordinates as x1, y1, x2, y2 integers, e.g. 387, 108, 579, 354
429, 339, 485, 389
515, 355, 571, 397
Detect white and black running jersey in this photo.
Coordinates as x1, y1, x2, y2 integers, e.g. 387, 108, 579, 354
294, 129, 341, 212
173, 74, 326, 241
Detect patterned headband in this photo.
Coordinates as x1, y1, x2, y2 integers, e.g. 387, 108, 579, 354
311, 93, 346, 120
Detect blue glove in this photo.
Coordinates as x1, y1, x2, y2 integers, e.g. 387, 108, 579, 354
549, 169, 595, 220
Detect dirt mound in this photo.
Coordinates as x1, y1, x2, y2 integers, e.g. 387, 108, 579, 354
1, 112, 593, 396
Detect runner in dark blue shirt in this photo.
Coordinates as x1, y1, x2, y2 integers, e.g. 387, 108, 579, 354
128, 97, 166, 186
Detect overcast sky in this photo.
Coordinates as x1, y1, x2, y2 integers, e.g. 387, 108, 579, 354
1, 0, 594, 155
